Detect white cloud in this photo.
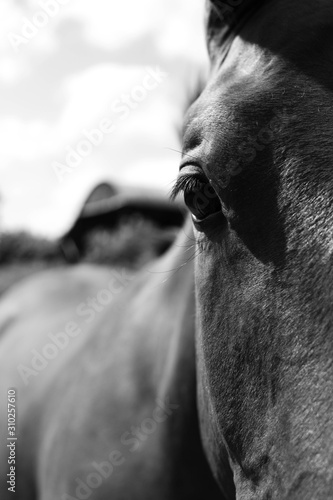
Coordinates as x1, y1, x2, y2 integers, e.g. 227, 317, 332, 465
0, 0, 207, 237
56, 63, 152, 140
65, 0, 162, 50
0, 56, 29, 84
155, 0, 208, 65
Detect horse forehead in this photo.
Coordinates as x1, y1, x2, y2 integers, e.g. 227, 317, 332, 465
186, 0, 333, 137
185, 39, 278, 130
182, 41, 282, 167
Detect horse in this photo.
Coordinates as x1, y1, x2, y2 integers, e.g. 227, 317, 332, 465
2, 0, 333, 498
171, 0, 333, 497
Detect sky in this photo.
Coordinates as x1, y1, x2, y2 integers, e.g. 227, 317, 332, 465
0, 0, 209, 238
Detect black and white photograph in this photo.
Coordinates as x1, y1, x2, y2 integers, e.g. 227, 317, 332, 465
1, 1, 333, 498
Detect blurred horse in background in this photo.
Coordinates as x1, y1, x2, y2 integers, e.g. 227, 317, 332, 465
0, 220, 222, 500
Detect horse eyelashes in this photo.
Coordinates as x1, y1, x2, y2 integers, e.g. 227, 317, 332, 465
170, 174, 204, 201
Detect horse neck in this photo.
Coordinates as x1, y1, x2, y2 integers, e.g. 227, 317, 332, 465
147, 220, 223, 497
161, 216, 195, 276
152, 217, 196, 404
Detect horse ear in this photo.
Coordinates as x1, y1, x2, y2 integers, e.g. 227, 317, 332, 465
207, 0, 257, 23
205, 1, 232, 58
208, 1, 239, 23
205, 0, 258, 57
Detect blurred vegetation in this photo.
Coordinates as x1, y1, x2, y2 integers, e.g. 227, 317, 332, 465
81, 216, 177, 269
0, 231, 64, 265
0, 216, 177, 295
0, 216, 177, 266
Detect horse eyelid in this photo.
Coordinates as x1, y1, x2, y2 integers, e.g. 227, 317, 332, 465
170, 175, 203, 201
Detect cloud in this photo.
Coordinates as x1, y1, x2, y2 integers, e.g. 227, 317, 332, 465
66, 0, 163, 50
0, 0, 207, 237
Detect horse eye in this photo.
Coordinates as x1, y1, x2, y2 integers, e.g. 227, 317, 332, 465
184, 183, 221, 221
